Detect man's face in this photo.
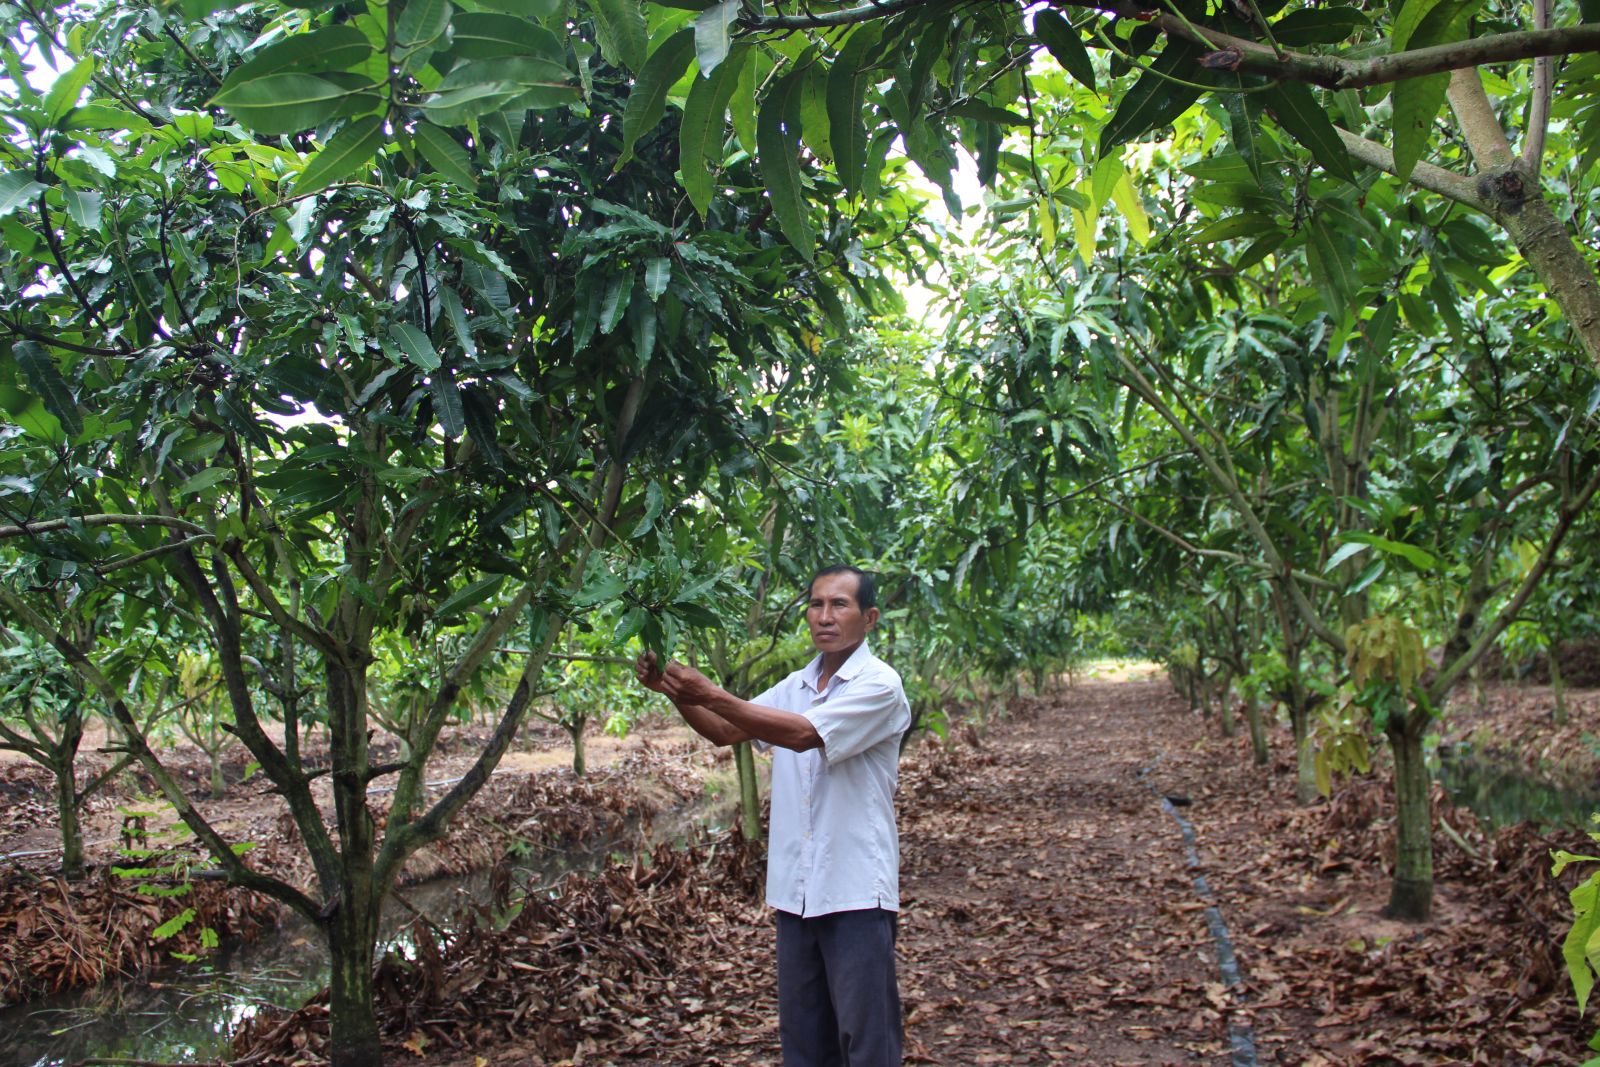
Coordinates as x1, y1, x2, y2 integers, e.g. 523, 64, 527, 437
806, 572, 879, 655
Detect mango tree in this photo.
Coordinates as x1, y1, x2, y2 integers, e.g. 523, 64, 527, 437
0, 2, 860, 1062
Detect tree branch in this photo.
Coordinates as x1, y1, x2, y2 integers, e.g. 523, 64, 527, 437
1523, 0, 1553, 172
0, 514, 210, 541
1334, 128, 1486, 211
743, 0, 930, 31
93, 535, 217, 575
1091, 4, 1600, 91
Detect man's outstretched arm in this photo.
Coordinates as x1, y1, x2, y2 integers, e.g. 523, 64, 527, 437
636, 653, 822, 752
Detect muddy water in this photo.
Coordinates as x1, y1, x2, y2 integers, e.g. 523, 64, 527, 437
0, 801, 736, 1067
1434, 741, 1600, 830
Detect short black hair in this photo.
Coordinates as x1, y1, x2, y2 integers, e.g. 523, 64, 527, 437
808, 565, 877, 611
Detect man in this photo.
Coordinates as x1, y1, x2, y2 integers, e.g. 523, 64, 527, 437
635, 564, 910, 1067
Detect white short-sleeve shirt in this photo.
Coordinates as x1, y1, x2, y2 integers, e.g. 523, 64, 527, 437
753, 641, 911, 917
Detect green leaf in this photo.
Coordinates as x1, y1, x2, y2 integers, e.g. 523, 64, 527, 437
1563, 873, 1600, 1014
419, 82, 523, 125
210, 73, 361, 135
1305, 215, 1356, 319
1191, 213, 1270, 244
947, 100, 1029, 126
1223, 91, 1264, 188
614, 606, 649, 646
390, 322, 441, 371
1099, 42, 1210, 155
1338, 531, 1438, 571
1323, 540, 1370, 572
1390, 0, 1485, 183
438, 286, 477, 359
0, 173, 44, 219
731, 46, 768, 155
590, 0, 649, 72
1261, 82, 1353, 182
631, 480, 664, 537
61, 104, 152, 134
442, 56, 574, 91
573, 573, 627, 607
629, 285, 656, 366
679, 44, 747, 216
13, 342, 83, 439
414, 121, 476, 186
152, 907, 196, 940
644, 256, 672, 301
1553, 851, 1600, 879
478, 0, 561, 13
426, 57, 578, 115
616, 27, 695, 169
1033, 10, 1095, 92
758, 66, 814, 263
1391, 73, 1449, 185
827, 23, 883, 200
430, 371, 465, 439
1270, 7, 1370, 45
798, 63, 833, 164
64, 188, 101, 230
600, 272, 633, 334
176, 468, 232, 495
436, 574, 507, 618
397, 0, 454, 49
694, 0, 740, 75
224, 26, 373, 86
6, 397, 65, 445
449, 13, 565, 60
294, 115, 385, 195
44, 57, 95, 126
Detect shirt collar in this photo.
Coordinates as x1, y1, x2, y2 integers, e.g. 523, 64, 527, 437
802, 640, 873, 692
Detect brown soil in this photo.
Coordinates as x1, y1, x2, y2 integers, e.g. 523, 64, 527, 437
5, 675, 1591, 1064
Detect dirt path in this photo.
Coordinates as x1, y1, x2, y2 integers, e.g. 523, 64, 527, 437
896, 678, 1236, 1065
588, 672, 1581, 1066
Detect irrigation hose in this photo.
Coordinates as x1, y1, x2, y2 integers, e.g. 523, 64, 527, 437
1137, 758, 1258, 1067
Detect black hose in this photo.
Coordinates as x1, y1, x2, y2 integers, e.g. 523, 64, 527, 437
1138, 762, 1258, 1067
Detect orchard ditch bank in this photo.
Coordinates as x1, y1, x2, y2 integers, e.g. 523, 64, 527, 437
0, 717, 730, 1015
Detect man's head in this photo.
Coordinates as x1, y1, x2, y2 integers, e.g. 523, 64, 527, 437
806, 565, 879, 656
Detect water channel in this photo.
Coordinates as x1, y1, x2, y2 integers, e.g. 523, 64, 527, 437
1433, 739, 1600, 832
0, 799, 736, 1067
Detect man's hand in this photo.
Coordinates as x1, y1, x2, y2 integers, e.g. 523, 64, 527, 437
634, 653, 722, 706
635, 650, 668, 692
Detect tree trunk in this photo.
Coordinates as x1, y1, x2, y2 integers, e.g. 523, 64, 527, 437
1290, 696, 1317, 805
1384, 709, 1434, 921
1549, 641, 1567, 726
1216, 672, 1236, 738
325, 660, 383, 1067
53, 754, 85, 880
568, 718, 586, 777
1243, 691, 1269, 766
326, 900, 383, 1067
209, 747, 227, 798
733, 740, 762, 842
54, 711, 85, 880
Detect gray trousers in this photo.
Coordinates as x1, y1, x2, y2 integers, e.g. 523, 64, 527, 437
776, 908, 903, 1067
